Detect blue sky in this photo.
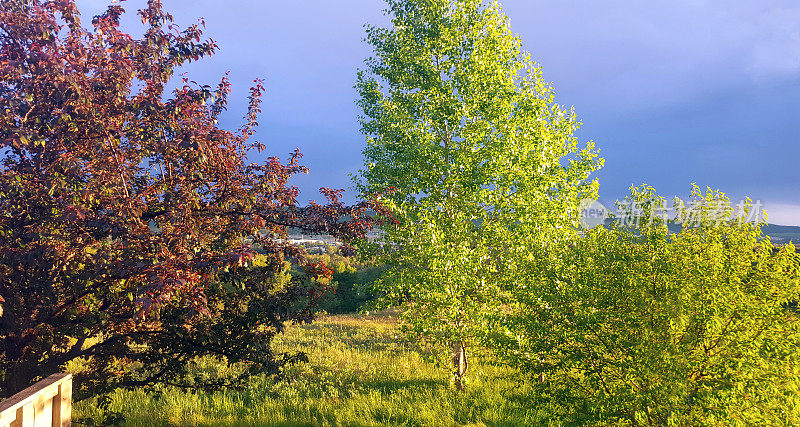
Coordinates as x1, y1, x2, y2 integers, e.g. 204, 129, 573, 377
79, 0, 800, 225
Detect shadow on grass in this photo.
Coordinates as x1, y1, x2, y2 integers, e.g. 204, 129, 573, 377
359, 377, 446, 395
208, 422, 383, 427
200, 422, 316, 427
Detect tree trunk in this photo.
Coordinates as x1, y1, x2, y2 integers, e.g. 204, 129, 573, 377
451, 341, 467, 391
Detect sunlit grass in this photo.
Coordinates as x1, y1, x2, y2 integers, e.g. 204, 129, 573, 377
74, 311, 548, 426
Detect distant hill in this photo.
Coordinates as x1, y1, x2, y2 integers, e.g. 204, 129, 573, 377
282, 222, 800, 247
598, 219, 800, 246
762, 224, 800, 245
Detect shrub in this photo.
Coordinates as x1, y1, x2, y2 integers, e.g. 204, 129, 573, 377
489, 186, 800, 425
304, 246, 383, 314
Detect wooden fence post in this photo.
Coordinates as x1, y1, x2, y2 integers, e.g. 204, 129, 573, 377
0, 373, 72, 427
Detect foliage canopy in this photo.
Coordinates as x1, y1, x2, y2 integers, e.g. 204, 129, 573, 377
489, 186, 800, 425
0, 0, 377, 399
357, 0, 601, 388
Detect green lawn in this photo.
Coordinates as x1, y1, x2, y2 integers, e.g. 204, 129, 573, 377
74, 311, 549, 426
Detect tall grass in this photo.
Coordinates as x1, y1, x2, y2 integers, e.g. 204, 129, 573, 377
74, 311, 550, 426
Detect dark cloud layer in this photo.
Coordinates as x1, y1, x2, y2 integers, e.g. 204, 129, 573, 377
78, 0, 800, 224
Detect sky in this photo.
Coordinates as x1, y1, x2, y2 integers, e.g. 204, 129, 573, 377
77, 0, 800, 225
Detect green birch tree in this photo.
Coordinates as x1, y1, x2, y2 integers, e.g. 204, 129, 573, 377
356, 0, 601, 389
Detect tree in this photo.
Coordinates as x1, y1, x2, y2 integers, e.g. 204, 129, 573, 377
356, 0, 601, 389
0, 0, 378, 399
488, 186, 800, 424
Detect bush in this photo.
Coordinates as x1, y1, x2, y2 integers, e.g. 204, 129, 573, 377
304, 245, 383, 314
488, 186, 800, 425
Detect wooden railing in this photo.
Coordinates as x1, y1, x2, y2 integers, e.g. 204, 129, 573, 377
0, 373, 72, 427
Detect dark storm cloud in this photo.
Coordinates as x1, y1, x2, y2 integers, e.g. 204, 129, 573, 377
78, 0, 800, 224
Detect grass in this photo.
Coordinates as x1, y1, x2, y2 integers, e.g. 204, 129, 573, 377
74, 311, 549, 426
